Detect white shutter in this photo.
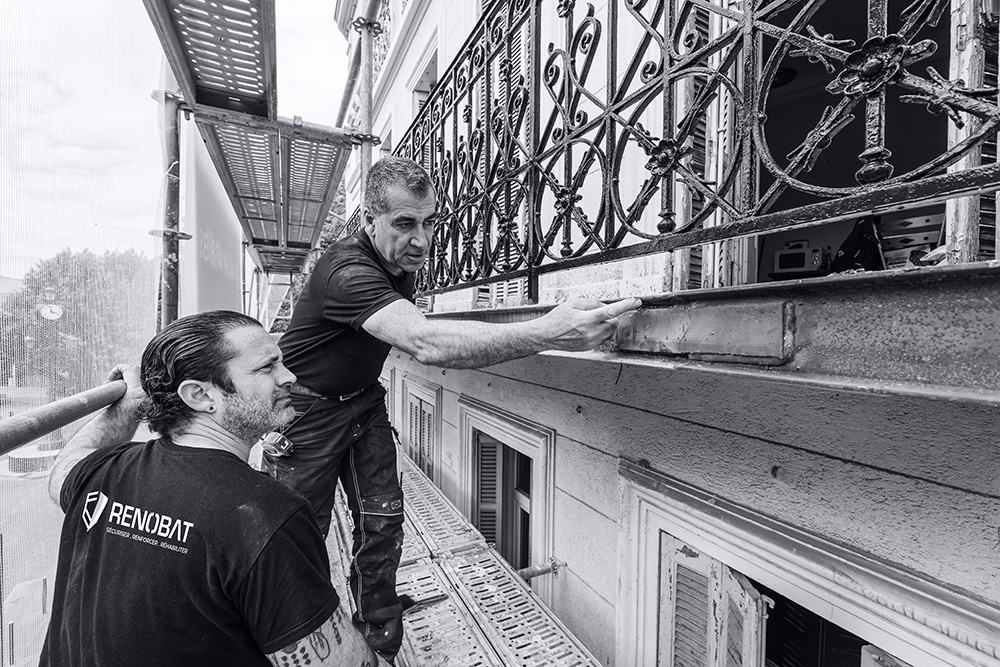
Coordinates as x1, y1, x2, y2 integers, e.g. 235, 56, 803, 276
420, 399, 434, 480
476, 432, 502, 544
407, 394, 421, 464
659, 532, 714, 667
720, 569, 767, 667
658, 531, 767, 667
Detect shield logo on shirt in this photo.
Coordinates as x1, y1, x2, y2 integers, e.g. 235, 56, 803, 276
82, 491, 109, 532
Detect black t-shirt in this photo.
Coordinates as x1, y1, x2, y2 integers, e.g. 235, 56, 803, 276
40, 439, 339, 667
279, 230, 414, 396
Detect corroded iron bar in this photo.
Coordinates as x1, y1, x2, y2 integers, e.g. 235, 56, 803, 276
539, 161, 1000, 273
0, 381, 126, 457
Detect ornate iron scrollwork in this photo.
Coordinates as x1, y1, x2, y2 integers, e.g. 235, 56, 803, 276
384, 0, 1000, 296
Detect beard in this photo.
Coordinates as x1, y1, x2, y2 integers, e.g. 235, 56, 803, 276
220, 389, 295, 445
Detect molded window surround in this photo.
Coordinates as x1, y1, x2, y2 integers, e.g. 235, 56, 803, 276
457, 396, 556, 604
400, 374, 441, 483
617, 459, 1000, 667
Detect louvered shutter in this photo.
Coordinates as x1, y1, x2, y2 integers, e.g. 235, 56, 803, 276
416, 91, 432, 170
981, 42, 998, 260
420, 399, 434, 479
721, 569, 767, 667
476, 432, 502, 544
658, 531, 766, 667
406, 394, 421, 464
686, 6, 712, 290
491, 276, 524, 307
658, 532, 713, 666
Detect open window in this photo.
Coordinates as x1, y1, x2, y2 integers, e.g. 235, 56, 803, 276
457, 397, 555, 601
473, 431, 532, 571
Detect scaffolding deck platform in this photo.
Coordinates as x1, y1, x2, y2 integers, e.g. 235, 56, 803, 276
325, 449, 603, 667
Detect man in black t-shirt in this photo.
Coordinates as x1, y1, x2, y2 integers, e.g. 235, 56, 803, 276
270, 157, 641, 660
41, 311, 390, 667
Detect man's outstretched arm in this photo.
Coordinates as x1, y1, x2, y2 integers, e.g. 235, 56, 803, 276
266, 604, 391, 667
362, 296, 641, 369
48, 364, 145, 506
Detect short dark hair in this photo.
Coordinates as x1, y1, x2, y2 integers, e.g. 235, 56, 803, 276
140, 310, 261, 437
364, 156, 433, 217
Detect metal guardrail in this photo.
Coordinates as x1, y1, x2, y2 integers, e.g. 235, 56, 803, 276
383, 0, 1000, 298
0, 380, 125, 456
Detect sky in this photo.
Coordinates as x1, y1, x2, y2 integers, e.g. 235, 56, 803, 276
0, 1, 348, 280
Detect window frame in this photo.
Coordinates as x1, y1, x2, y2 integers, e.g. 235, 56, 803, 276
617, 458, 1000, 667
457, 396, 556, 603
400, 373, 441, 483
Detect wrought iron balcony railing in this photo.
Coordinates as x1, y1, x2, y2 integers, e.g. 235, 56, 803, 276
375, 0, 1000, 300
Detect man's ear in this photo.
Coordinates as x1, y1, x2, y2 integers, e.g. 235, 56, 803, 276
177, 379, 219, 414
364, 209, 376, 227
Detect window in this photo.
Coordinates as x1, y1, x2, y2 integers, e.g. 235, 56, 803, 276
412, 52, 438, 170
401, 376, 440, 482
751, 579, 867, 667
457, 397, 555, 601
618, 459, 994, 667
473, 432, 533, 570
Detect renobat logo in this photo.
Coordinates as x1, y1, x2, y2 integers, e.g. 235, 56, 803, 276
82, 491, 109, 532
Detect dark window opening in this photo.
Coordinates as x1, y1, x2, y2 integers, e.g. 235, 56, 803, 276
750, 579, 866, 667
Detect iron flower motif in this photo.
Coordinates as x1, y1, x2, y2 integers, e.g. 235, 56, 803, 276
643, 138, 688, 178
827, 35, 907, 96
553, 186, 581, 216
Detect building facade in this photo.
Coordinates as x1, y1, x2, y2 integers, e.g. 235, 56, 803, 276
336, 1, 1000, 665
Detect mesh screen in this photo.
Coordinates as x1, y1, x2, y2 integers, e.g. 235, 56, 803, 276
0, 3, 163, 663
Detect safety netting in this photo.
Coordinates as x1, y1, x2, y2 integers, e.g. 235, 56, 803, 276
0, 3, 164, 663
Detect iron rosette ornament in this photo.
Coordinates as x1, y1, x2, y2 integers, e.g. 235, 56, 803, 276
753, 0, 1000, 199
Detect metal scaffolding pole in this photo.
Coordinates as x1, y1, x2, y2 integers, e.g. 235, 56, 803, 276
336, 0, 383, 128
153, 91, 189, 330
356, 14, 379, 207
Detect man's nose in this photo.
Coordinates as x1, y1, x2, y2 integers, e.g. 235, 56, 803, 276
410, 231, 429, 249
277, 364, 296, 387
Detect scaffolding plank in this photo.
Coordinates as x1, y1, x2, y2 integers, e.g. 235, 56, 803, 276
396, 563, 505, 667
399, 451, 487, 557
440, 549, 603, 667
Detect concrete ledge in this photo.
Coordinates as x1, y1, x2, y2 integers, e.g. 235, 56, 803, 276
616, 299, 794, 365
425, 262, 1000, 393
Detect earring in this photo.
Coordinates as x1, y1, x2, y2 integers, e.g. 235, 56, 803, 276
207, 406, 216, 413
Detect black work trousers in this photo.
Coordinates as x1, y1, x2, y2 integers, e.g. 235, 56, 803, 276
264, 382, 404, 659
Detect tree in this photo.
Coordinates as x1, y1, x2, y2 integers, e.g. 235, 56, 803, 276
0, 249, 158, 398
